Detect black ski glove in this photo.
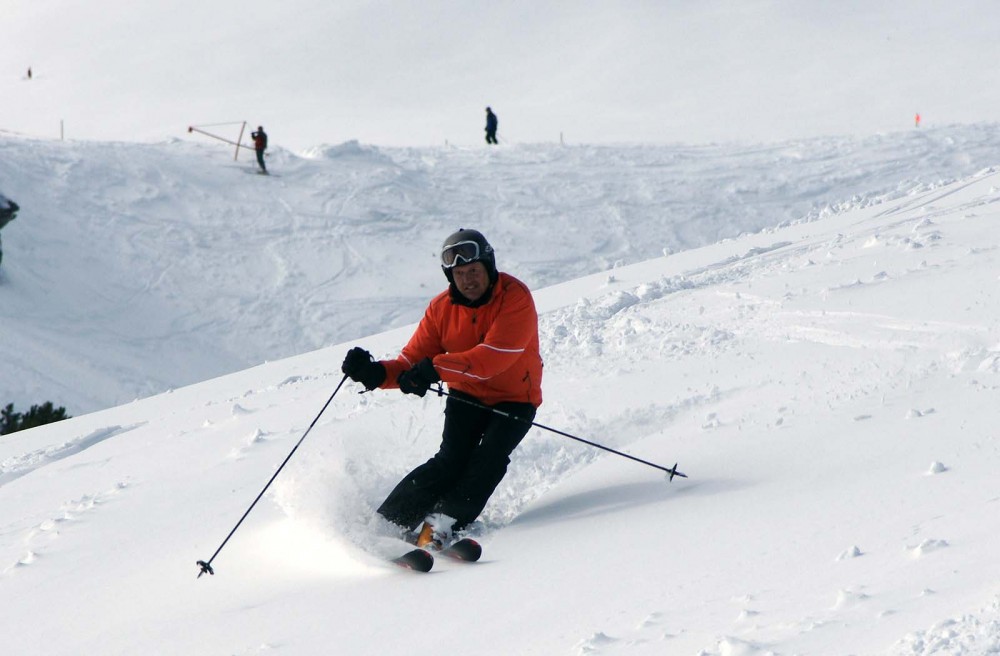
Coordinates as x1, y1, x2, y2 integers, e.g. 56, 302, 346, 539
397, 358, 440, 397
341, 347, 386, 391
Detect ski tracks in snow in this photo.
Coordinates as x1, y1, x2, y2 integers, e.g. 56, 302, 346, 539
0, 424, 141, 575
1, 481, 130, 576
7, 130, 1000, 415
0, 424, 142, 488
535, 174, 1000, 656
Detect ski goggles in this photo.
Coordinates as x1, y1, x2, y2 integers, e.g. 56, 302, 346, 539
441, 240, 483, 269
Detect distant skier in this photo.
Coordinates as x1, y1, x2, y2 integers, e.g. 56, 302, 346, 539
485, 107, 498, 145
0, 193, 20, 268
27, 67, 32, 80
251, 126, 268, 173
341, 229, 542, 549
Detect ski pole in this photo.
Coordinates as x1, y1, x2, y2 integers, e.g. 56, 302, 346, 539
196, 374, 349, 578
429, 385, 687, 481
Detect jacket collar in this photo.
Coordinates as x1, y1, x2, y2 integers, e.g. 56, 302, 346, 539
448, 279, 496, 308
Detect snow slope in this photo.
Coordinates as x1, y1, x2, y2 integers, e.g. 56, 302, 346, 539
1, 141, 998, 654
4, 125, 1000, 414
2, 1, 1000, 652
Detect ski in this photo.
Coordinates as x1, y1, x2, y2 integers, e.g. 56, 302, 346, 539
401, 530, 483, 564
438, 537, 483, 563
391, 548, 434, 572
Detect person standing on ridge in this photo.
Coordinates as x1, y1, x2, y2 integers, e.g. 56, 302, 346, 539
251, 126, 268, 173
485, 107, 498, 145
341, 229, 543, 549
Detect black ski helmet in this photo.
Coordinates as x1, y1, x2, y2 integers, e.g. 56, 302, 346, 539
440, 228, 497, 284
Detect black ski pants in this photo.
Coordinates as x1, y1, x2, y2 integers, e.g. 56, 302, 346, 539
377, 390, 536, 531
485, 130, 498, 145
255, 148, 266, 172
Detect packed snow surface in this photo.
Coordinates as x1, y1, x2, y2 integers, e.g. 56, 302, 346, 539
1, 128, 999, 655
3, 1, 1000, 653
4, 126, 1000, 415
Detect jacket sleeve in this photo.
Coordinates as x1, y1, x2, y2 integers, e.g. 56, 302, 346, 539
433, 282, 536, 384
379, 302, 444, 389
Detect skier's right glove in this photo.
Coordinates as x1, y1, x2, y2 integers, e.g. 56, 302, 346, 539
341, 347, 386, 391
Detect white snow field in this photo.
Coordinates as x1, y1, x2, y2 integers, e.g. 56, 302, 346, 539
1, 131, 999, 654
4, 126, 1000, 415
3, 1, 1000, 654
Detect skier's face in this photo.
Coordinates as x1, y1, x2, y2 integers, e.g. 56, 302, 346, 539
452, 262, 489, 302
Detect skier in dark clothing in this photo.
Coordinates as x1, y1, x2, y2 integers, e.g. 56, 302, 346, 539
342, 229, 543, 549
251, 126, 268, 173
485, 107, 498, 145
0, 193, 19, 268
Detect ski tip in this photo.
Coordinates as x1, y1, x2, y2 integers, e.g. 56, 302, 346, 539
392, 548, 434, 573
441, 538, 483, 562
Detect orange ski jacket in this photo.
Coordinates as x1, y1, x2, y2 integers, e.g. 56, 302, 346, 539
380, 272, 543, 407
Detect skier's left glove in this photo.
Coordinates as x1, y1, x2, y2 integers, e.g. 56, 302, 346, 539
397, 358, 440, 397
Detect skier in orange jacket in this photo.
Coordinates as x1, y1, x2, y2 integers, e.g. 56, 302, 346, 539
342, 229, 543, 547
